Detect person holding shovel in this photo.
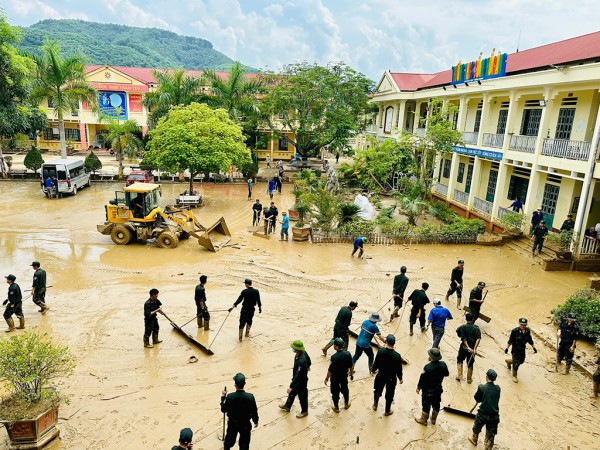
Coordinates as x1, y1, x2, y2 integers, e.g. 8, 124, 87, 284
468, 282, 486, 323
415, 348, 449, 426
505, 317, 537, 383
322, 301, 358, 355
469, 369, 501, 450
445, 259, 464, 309
229, 279, 262, 342
351, 236, 368, 258
456, 313, 481, 383
556, 312, 579, 374
252, 199, 262, 226
279, 340, 312, 418
351, 312, 386, 375
195, 275, 210, 330
390, 266, 409, 321
143, 288, 162, 348
221, 372, 259, 450
30, 261, 49, 313
408, 282, 430, 336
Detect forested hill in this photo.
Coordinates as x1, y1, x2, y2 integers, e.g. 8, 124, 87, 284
19, 19, 254, 71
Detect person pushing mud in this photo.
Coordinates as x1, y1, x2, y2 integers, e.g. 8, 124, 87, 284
322, 301, 358, 355
143, 288, 163, 348
195, 275, 209, 330
445, 259, 464, 309
390, 266, 409, 321
456, 312, 481, 383
408, 282, 430, 336
229, 279, 262, 342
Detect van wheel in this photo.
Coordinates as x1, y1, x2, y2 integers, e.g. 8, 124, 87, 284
157, 231, 179, 249
73, 185, 78, 195
111, 225, 132, 245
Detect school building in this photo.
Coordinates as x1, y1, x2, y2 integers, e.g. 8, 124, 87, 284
370, 30, 600, 259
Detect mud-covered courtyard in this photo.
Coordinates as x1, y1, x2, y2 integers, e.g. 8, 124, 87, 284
0, 181, 598, 450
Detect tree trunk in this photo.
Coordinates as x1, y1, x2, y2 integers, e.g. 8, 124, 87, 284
0, 139, 5, 178
58, 113, 67, 159
189, 172, 195, 194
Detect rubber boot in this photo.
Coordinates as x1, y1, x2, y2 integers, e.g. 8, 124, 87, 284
505, 358, 512, 370
16, 317, 25, 329
204, 320, 210, 331
431, 410, 439, 425
468, 433, 479, 446
41, 305, 50, 314
410, 324, 414, 336
322, 340, 333, 356
467, 367, 473, 384
591, 382, 599, 398
238, 328, 243, 342
197, 317, 203, 328
456, 364, 463, 381
457, 298, 461, 309
332, 404, 340, 413
414, 411, 429, 425
152, 332, 162, 344
245, 325, 251, 337
512, 368, 518, 383
564, 364, 570, 375
144, 336, 153, 348
484, 436, 494, 450
444, 295, 449, 302
5, 318, 15, 333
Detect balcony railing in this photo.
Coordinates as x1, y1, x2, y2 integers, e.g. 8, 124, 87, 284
541, 138, 592, 161
508, 135, 536, 153
497, 206, 513, 220
414, 128, 426, 138
462, 131, 479, 145
473, 197, 493, 216
580, 238, 599, 255
453, 188, 469, 205
435, 183, 448, 197
482, 133, 504, 149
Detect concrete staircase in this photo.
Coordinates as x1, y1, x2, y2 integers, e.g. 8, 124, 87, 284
504, 236, 574, 270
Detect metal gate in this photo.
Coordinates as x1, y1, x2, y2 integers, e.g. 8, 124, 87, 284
541, 183, 560, 229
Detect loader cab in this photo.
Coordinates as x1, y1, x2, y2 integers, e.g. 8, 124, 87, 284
114, 183, 161, 220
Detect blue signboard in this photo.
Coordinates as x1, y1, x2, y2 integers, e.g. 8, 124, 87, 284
452, 145, 502, 160
98, 91, 127, 120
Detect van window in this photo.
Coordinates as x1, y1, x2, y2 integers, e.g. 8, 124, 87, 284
57, 171, 67, 180
42, 166, 57, 179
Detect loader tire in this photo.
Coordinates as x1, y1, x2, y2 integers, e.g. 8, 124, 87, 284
111, 225, 133, 245
157, 231, 179, 249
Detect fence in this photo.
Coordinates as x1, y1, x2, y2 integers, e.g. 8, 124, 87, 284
482, 133, 504, 149
462, 131, 479, 145
312, 232, 478, 245
497, 206, 513, 220
509, 135, 536, 153
435, 182, 449, 196
453, 188, 469, 205
473, 197, 493, 216
580, 238, 599, 255
541, 138, 591, 161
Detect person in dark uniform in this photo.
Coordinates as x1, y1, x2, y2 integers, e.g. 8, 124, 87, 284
194, 275, 210, 330
252, 199, 262, 226
505, 317, 537, 383
560, 214, 575, 232
3, 275, 24, 332
415, 348, 449, 426
445, 260, 464, 309
531, 221, 548, 256
468, 282, 486, 323
408, 282, 430, 336
30, 261, 49, 313
269, 202, 279, 233
171, 428, 193, 449
390, 266, 409, 321
324, 338, 353, 412
280, 340, 312, 418
229, 279, 262, 342
371, 334, 403, 416
456, 313, 481, 384
221, 373, 259, 450
469, 369, 501, 450
530, 207, 543, 235
322, 301, 358, 355
143, 288, 162, 348
557, 312, 579, 374
263, 207, 273, 234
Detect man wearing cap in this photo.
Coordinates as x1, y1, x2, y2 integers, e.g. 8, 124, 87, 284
469, 369, 501, 450
468, 282, 486, 323
408, 282, 430, 336
143, 288, 162, 348
221, 373, 259, 450
194, 275, 210, 330
391, 266, 409, 321
322, 301, 358, 355
3, 275, 24, 332
280, 211, 289, 241
30, 262, 49, 314
445, 260, 464, 309
557, 313, 579, 374
371, 334, 404, 416
351, 312, 386, 374
531, 208, 543, 235
456, 313, 481, 383
351, 236, 368, 258
280, 340, 312, 418
427, 298, 453, 348
531, 220, 548, 256
560, 214, 575, 232
229, 279, 262, 342
252, 199, 262, 226
171, 428, 193, 449
324, 338, 353, 412
505, 318, 537, 383
415, 348, 449, 426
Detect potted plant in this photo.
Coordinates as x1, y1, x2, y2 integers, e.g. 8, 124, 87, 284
0, 331, 74, 450
292, 203, 311, 242
498, 212, 525, 237
546, 230, 576, 260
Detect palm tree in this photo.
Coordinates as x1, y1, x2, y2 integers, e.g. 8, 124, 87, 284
29, 40, 97, 159
200, 61, 264, 123
104, 110, 144, 179
143, 69, 203, 128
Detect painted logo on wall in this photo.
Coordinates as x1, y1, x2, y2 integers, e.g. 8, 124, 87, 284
98, 91, 128, 119
451, 50, 507, 85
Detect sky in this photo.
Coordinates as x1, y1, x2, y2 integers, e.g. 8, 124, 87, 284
2, 0, 600, 81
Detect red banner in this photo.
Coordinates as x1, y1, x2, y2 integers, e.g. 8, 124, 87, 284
129, 93, 143, 112
90, 82, 149, 92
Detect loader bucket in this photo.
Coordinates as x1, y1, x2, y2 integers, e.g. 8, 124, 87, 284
197, 216, 231, 252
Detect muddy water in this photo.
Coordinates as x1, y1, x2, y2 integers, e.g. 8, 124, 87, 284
0, 181, 598, 449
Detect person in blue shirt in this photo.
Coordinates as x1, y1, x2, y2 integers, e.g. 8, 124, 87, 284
280, 211, 289, 241
267, 178, 276, 200
247, 178, 253, 200
427, 299, 453, 348
509, 197, 523, 213
351, 312, 386, 376
351, 236, 368, 258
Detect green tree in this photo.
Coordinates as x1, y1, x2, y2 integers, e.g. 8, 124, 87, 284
84, 150, 102, 174
262, 62, 376, 157
23, 145, 44, 173
144, 103, 250, 193
143, 69, 203, 128
104, 110, 144, 179
29, 39, 97, 159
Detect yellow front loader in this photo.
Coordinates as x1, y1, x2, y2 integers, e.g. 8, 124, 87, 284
96, 183, 231, 251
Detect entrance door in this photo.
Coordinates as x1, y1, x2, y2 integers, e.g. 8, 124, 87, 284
541, 183, 560, 229
486, 169, 498, 202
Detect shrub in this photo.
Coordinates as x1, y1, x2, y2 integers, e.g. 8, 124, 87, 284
84, 151, 103, 174
546, 230, 576, 251
428, 200, 457, 224
551, 288, 600, 339
499, 212, 526, 232
23, 145, 44, 173
338, 219, 376, 236
379, 219, 411, 236
376, 205, 396, 222
339, 202, 361, 224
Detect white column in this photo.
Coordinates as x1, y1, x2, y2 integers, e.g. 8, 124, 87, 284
491, 160, 509, 219
413, 102, 422, 131
456, 97, 468, 132
396, 100, 406, 134
524, 169, 542, 232
533, 88, 554, 155
477, 94, 491, 147
468, 156, 483, 208
503, 92, 520, 152
447, 152, 461, 201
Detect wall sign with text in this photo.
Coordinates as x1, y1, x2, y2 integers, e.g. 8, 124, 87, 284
98, 91, 127, 119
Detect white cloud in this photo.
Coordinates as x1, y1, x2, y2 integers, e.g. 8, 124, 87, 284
103, 0, 178, 32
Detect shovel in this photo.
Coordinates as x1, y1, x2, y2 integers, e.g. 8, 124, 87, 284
444, 402, 478, 419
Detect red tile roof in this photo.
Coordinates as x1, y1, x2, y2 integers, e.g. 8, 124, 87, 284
391, 30, 600, 91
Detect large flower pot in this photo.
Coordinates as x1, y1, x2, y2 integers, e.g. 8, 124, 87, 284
2, 404, 59, 450
288, 209, 300, 221
292, 226, 311, 242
